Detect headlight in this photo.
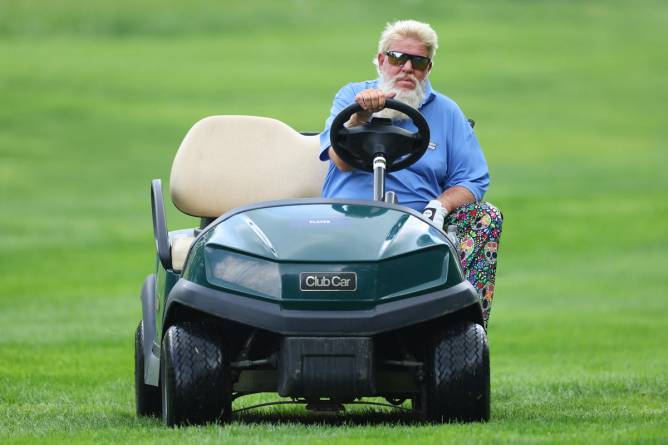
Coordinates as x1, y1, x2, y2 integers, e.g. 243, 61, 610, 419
205, 248, 282, 299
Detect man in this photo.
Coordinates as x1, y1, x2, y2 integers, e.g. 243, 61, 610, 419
319, 20, 502, 327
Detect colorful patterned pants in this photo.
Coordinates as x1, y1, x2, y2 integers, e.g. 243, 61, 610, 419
444, 202, 503, 328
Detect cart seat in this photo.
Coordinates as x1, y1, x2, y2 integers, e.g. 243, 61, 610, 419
171, 236, 195, 272
169, 115, 327, 218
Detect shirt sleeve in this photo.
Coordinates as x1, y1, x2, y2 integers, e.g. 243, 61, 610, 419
444, 105, 490, 201
319, 83, 358, 161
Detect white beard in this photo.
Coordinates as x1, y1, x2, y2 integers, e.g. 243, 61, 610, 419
374, 73, 427, 121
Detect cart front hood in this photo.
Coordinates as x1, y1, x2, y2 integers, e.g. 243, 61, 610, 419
204, 202, 447, 262
179, 201, 464, 309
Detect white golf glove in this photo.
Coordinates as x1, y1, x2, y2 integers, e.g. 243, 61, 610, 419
422, 199, 448, 230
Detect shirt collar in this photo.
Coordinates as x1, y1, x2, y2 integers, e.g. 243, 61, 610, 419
421, 79, 435, 108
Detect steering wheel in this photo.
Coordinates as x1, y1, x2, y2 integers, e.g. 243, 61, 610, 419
329, 98, 430, 172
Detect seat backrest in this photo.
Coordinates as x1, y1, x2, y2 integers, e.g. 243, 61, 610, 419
170, 115, 327, 217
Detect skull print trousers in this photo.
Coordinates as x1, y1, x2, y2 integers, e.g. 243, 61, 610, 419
444, 201, 503, 328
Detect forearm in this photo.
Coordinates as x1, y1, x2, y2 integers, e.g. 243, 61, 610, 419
327, 146, 353, 171
436, 186, 476, 212
326, 111, 372, 172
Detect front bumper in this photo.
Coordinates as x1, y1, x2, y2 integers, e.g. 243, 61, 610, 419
166, 279, 480, 336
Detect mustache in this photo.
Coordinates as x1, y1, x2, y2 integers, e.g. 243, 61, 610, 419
375, 73, 426, 120
392, 74, 418, 84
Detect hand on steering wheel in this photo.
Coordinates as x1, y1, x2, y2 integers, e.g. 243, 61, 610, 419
330, 98, 430, 172
352, 89, 397, 122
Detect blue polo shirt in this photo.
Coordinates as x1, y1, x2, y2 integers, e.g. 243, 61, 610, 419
319, 80, 489, 211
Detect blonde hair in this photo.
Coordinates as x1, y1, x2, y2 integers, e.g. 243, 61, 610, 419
377, 20, 439, 59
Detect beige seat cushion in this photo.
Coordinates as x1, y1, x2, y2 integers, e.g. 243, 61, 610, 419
171, 236, 195, 272
170, 115, 327, 218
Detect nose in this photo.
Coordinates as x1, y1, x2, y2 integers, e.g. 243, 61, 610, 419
401, 60, 414, 72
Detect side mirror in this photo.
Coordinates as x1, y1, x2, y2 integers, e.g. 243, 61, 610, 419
151, 179, 171, 270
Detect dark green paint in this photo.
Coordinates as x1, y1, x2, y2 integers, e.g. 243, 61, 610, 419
205, 203, 448, 262
180, 203, 465, 311
154, 260, 180, 337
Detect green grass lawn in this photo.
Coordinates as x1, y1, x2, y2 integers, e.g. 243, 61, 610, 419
1, 1, 667, 443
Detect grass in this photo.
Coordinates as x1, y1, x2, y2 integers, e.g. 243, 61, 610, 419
1, 0, 667, 443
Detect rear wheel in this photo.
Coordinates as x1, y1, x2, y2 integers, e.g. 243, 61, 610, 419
160, 322, 232, 427
422, 321, 490, 422
135, 321, 161, 417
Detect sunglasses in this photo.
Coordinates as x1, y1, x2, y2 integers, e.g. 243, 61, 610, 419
384, 51, 431, 70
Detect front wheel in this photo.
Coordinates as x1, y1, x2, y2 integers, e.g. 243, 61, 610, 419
422, 321, 490, 422
160, 322, 232, 426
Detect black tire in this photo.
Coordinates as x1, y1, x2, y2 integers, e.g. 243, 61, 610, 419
160, 322, 232, 427
135, 320, 161, 417
422, 321, 490, 423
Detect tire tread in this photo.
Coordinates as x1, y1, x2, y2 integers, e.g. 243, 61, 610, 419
161, 322, 231, 426
426, 321, 490, 422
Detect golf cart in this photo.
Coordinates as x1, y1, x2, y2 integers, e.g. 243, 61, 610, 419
135, 100, 489, 426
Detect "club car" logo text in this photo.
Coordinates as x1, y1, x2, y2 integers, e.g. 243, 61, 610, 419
299, 272, 357, 291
